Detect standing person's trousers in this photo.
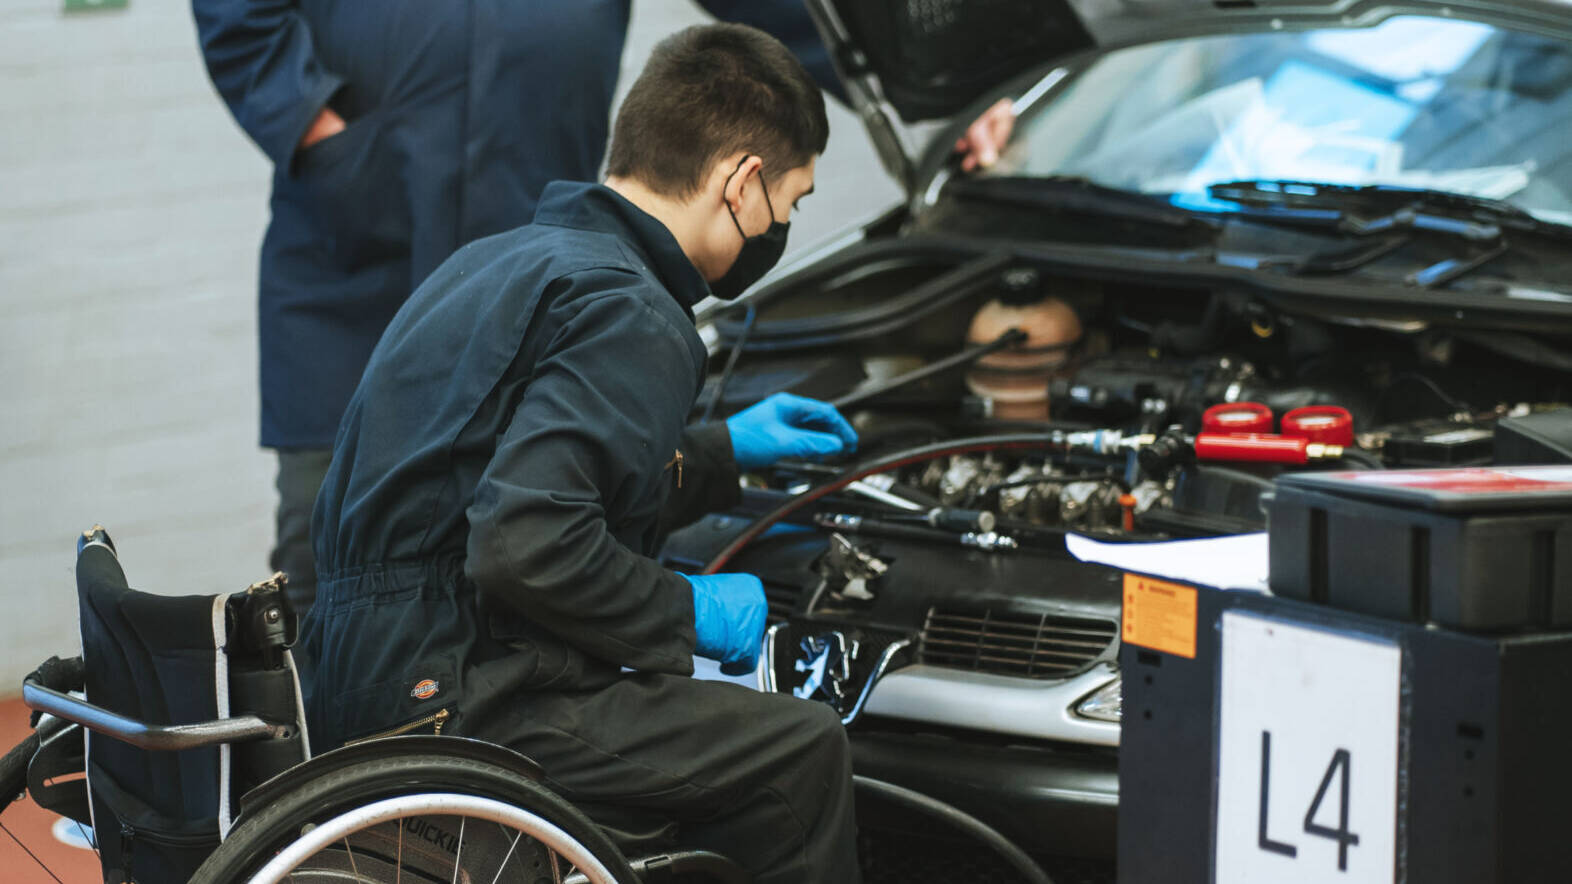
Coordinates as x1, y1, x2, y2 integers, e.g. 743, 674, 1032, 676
462, 673, 862, 884
271, 448, 333, 618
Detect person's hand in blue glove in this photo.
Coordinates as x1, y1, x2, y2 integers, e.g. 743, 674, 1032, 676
681, 572, 768, 676
725, 392, 858, 471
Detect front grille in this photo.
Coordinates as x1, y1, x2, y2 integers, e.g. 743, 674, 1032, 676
761, 578, 801, 621
919, 605, 1116, 679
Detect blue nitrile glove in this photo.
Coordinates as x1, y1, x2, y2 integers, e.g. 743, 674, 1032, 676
681, 572, 768, 676
725, 392, 858, 470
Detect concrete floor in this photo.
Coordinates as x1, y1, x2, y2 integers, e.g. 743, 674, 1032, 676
0, 0, 902, 690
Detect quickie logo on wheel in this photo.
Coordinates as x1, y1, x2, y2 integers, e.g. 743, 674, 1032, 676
410, 679, 440, 700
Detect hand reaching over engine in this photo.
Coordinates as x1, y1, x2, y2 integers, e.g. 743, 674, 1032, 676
725, 392, 858, 470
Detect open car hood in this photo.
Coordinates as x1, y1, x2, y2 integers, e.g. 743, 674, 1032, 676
808, 0, 1572, 190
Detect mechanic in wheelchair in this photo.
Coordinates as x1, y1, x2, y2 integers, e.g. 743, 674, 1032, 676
301, 23, 860, 884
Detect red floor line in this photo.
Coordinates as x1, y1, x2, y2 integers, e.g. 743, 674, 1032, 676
1, 694, 103, 883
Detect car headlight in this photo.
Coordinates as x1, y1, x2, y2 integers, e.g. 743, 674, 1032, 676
1075, 677, 1121, 723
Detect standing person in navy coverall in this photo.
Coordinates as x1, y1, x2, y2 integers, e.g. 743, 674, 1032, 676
189, 0, 848, 617
304, 24, 862, 883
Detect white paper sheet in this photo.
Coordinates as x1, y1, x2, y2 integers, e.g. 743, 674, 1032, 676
1065, 532, 1271, 593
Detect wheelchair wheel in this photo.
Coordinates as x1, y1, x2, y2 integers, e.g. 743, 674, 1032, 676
190, 751, 638, 884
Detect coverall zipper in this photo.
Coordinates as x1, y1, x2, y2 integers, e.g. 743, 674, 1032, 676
345, 707, 450, 746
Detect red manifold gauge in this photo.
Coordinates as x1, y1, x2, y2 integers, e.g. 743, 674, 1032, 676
1201, 401, 1274, 435
1281, 405, 1355, 446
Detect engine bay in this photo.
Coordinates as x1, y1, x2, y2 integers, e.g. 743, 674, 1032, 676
664, 239, 1572, 732
697, 241, 1572, 531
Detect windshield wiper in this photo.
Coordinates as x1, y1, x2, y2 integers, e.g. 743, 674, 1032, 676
946, 175, 1222, 232
1206, 179, 1572, 241
1204, 179, 1572, 288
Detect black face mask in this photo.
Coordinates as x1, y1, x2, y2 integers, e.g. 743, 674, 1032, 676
709, 158, 790, 300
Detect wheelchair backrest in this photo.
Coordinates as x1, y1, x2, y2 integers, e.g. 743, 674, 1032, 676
75, 533, 310, 883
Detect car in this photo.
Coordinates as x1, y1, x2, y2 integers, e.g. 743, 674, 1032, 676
657, 2, 1572, 882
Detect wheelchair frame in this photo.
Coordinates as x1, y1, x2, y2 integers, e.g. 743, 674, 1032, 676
1, 527, 752, 884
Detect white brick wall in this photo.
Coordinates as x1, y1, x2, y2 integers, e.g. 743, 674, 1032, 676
0, 0, 900, 686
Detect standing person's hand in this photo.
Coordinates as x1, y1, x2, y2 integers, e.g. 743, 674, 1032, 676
725, 393, 858, 470
954, 98, 1017, 172
681, 572, 768, 675
298, 107, 346, 152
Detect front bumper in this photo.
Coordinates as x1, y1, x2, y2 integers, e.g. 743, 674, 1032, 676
850, 720, 1119, 860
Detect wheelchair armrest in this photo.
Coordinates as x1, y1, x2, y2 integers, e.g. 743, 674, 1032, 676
22, 680, 290, 752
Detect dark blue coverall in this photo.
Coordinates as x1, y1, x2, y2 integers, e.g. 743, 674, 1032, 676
190, 0, 840, 611
301, 182, 860, 883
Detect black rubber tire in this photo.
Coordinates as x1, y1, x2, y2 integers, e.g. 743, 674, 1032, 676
189, 752, 638, 884
0, 733, 40, 816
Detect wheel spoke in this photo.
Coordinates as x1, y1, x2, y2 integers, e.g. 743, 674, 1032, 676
396, 818, 403, 884
489, 826, 525, 884
75, 821, 101, 864
343, 835, 360, 879
451, 816, 466, 884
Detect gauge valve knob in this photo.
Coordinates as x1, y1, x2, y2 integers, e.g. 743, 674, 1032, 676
1281, 406, 1355, 446
1202, 402, 1274, 435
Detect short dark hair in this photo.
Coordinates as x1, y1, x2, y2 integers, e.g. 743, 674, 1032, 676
605, 23, 829, 198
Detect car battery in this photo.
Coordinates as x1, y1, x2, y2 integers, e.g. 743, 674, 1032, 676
1267, 467, 1572, 630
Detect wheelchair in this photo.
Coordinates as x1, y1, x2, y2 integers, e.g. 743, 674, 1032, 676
0, 527, 750, 884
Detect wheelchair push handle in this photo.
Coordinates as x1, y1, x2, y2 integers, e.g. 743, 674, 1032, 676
22, 677, 290, 753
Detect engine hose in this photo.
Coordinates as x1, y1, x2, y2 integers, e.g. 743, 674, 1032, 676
831, 328, 1027, 411
1190, 464, 1275, 491
1334, 447, 1385, 470
702, 433, 1070, 574
700, 302, 757, 424
853, 775, 1055, 884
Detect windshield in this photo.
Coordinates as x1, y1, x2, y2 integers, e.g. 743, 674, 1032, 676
987, 16, 1572, 224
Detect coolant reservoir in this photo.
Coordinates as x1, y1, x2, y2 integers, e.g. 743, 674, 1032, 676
964, 269, 1082, 420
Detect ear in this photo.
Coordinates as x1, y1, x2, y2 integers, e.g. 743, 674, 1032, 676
718, 154, 764, 214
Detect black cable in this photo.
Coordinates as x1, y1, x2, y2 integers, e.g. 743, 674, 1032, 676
703, 432, 1077, 573
700, 302, 757, 424
0, 819, 66, 884
776, 459, 947, 511
1379, 372, 1471, 416
1190, 464, 1275, 491
853, 776, 1054, 884
1335, 447, 1386, 470
710, 251, 1014, 352
816, 514, 990, 548
830, 328, 1028, 411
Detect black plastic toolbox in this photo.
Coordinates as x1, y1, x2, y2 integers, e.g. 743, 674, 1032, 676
1267, 467, 1572, 630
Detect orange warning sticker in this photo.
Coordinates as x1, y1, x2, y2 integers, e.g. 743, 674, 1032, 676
1122, 574, 1198, 659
